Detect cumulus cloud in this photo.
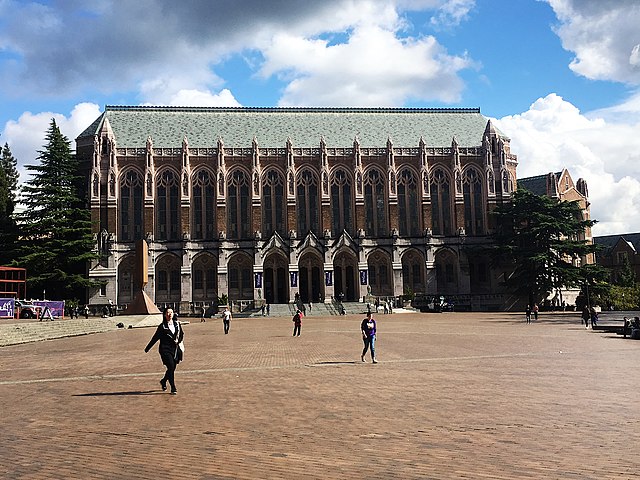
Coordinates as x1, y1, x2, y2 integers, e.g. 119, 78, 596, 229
1, 103, 102, 185
260, 24, 473, 106
0, 0, 473, 106
495, 93, 640, 236
547, 0, 640, 84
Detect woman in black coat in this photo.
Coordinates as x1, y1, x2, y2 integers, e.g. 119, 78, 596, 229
144, 307, 184, 394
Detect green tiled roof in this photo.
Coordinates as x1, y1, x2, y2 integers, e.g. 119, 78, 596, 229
78, 106, 496, 148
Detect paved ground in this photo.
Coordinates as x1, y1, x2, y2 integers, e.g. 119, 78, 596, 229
1, 311, 639, 479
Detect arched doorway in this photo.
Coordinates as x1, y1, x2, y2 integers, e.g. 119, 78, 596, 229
333, 250, 358, 301
155, 253, 181, 304
367, 250, 393, 296
264, 251, 289, 304
192, 253, 217, 303
227, 252, 253, 301
117, 254, 136, 305
298, 251, 323, 303
401, 249, 426, 295
434, 249, 459, 294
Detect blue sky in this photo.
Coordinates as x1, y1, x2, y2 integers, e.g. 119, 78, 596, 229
1, 0, 639, 235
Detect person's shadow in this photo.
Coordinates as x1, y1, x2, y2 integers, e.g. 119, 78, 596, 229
73, 390, 159, 397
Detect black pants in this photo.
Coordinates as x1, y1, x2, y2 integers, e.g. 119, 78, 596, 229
160, 352, 177, 391
293, 324, 301, 336
223, 319, 230, 334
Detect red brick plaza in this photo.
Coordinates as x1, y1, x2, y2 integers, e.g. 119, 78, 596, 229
1, 311, 638, 479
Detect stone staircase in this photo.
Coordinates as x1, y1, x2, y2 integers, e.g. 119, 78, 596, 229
0, 317, 122, 347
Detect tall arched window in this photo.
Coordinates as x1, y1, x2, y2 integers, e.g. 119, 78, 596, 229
397, 168, 420, 236
364, 169, 387, 237
262, 169, 285, 237
463, 168, 485, 236
401, 250, 425, 295
192, 170, 215, 240
296, 170, 319, 235
156, 170, 179, 241
119, 170, 143, 242
227, 169, 251, 239
331, 168, 353, 236
430, 169, 452, 236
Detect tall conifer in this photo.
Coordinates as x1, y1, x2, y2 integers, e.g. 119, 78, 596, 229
16, 119, 97, 300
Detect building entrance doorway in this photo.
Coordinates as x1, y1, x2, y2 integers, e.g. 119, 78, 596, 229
333, 251, 358, 301
264, 252, 289, 304
299, 252, 323, 303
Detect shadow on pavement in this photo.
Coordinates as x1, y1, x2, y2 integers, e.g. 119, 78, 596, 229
73, 390, 159, 397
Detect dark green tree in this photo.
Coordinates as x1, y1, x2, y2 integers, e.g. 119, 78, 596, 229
1, 142, 20, 202
14, 119, 98, 300
492, 188, 599, 305
0, 143, 19, 265
616, 256, 636, 287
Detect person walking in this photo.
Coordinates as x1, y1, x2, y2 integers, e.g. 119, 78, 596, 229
144, 307, 184, 395
525, 305, 532, 324
361, 311, 378, 363
590, 307, 598, 328
292, 309, 302, 336
581, 306, 590, 328
533, 303, 539, 321
222, 306, 232, 334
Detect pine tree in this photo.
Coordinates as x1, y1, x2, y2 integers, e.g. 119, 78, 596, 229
1, 142, 19, 203
0, 143, 18, 265
15, 119, 98, 300
492, 188, 600, 305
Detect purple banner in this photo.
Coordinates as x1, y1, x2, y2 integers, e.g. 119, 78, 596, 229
33, 301, 65, 319
0, 298, 15, 319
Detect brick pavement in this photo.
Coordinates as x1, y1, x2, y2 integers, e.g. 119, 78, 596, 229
1, 311, 639, 479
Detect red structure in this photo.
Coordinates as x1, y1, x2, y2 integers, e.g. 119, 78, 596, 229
0, 267, 27, 299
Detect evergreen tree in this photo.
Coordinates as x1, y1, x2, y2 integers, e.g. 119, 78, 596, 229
492, 188, 599, 305
15, 119, 97, 300
1, 142, 20, 202
0, 143, 18, 265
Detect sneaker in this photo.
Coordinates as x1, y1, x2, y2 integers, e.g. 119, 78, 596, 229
160, 379, 167, 391
372, 358, 378, 364
170, 389, 177, 395
361, 355, 365, 363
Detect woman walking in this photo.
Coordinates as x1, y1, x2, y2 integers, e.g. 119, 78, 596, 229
144, 307, 184, 395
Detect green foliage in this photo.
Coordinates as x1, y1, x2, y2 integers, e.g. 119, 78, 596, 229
615, 256, 636, 287
492, 188, 599, 305
217, 294, 228, 307
606, 284, 640, 310
575, 263, 612, 310
1, 142, 19, 203
0, 143, 19, 265
13, 119, 99, 301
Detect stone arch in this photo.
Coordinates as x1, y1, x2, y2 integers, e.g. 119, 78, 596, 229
401, 248, 426, 295
367, 249, 393, 296
192, 252, 217, 303
263, 249, 289, 304
155, 252, 182, 305
434, 248, 459, 294
298, 249, 324, 303
227, 251, 253, 301
117, 253, 136, 305
333, 247, 358, 302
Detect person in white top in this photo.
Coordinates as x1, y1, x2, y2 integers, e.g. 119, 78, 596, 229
222, 306, 232, 334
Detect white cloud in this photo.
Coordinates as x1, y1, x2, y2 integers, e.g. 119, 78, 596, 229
142, 88, 242, 108
260, 24, 473, 106
547, 0, 640, 84
430, 0, 475, 28
495, 93, 640, 236
1, 103, 102, 184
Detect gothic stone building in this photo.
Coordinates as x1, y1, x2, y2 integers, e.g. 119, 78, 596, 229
76, 106, 518, 312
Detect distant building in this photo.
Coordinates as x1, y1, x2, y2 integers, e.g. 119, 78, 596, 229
76, 106, 521, 312
518, 169, 594, 307
593, 233, 640, 283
